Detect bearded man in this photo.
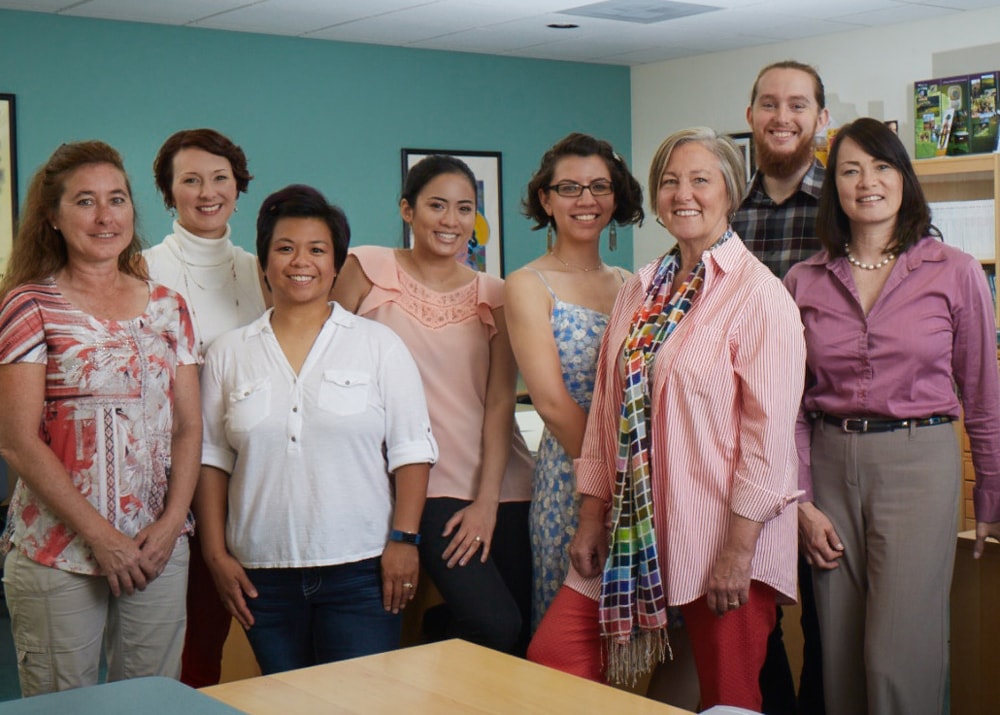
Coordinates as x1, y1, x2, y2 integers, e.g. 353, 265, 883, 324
734, 61, 830, 279
733, 60, 830, 715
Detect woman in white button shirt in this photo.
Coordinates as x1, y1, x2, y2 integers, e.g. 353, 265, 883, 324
195, 185, 437, 674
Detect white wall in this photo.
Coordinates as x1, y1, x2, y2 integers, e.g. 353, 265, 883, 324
629, 5, 1000, 267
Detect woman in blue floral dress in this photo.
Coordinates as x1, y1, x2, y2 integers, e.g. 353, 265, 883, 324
505, 133, 643, 629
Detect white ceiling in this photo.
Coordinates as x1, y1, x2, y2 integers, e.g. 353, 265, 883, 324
3, 0, 1000, 66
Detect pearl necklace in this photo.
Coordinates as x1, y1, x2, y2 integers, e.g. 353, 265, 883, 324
845, 243, 895, 271
549, 251, 602, 272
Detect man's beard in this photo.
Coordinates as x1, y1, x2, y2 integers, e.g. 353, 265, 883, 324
755, 128, 816, 179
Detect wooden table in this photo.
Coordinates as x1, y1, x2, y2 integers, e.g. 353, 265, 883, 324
202, 639, 694, 714
0, 677, 244, 715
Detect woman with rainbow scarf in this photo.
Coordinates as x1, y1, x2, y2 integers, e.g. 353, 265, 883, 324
528, 127, 805, 712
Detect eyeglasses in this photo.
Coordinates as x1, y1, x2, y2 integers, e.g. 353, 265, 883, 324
547, 180, 614, 198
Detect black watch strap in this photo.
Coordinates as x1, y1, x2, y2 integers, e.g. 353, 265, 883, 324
389, 529, 421, 545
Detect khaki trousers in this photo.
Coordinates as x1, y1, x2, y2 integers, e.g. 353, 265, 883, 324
810, 420, 959, 715
3, 538, 189, 697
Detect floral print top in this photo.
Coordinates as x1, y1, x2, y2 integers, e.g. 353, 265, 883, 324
0, 279, 197, 575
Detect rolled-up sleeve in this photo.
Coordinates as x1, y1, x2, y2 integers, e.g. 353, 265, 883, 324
380, 336, 438, 472
200, 342, 237, 475
730, 280, 806, 522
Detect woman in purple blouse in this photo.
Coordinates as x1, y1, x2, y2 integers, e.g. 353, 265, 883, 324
783, 117, 1000, 715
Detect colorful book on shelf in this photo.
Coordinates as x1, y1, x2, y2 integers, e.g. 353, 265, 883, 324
970, 71, 999, 155
915, 79, 943, 159
940, 75, 971, 156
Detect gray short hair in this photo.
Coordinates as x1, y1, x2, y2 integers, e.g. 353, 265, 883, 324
647, 127, 746, 218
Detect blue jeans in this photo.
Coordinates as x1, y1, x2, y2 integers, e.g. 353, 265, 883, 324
243, 557, 401, 674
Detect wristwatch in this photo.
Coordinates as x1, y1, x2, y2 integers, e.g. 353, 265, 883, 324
389, 529, 421, 545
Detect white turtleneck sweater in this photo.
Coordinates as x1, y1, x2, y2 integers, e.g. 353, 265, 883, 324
144, 221, 267, 352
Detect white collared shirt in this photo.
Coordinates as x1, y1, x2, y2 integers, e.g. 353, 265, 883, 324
201, 303, 437, 568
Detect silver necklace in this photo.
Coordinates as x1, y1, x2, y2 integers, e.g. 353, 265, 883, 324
845, 243, 895, 271
549, 251, 602, 272
175, 239, 240, 352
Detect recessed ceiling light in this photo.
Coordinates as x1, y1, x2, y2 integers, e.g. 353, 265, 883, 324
547, 23, 580, 29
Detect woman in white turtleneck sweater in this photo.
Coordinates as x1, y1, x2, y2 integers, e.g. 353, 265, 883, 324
142, 128, 267, 688
145, 129, 267, 350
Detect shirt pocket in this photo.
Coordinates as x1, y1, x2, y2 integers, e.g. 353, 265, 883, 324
318, 369, 371, 416
227, 377, 271, 432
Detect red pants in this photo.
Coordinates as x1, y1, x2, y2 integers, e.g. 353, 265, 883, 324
527, 581, 777, 711
179, 534, 232, 687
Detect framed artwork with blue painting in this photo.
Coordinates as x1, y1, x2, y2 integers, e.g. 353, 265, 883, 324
401, 148, 504, 277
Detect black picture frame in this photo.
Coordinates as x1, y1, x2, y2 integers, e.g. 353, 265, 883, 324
401, 148, 504, 277
728, 132, 754, 184
1, 93, 17, 278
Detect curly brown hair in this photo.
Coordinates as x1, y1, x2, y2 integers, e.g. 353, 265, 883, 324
523, 133, 644, 231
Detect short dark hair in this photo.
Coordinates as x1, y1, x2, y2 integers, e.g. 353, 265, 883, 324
1, 141, 145, 300
401, 155, 477, 208
153, 128, 252, 209
523, 132, 644, 231
817, 117, 936, 257
750, 60, 826, 110
256, 185, 350, 272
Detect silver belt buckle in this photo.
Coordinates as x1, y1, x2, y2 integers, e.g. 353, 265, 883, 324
842, 418, 867, 433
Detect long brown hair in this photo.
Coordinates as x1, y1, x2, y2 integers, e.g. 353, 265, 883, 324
818, 118, 937, 257
0, 141, 147, 301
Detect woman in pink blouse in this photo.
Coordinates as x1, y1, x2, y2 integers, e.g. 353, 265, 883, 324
332, 155, 534, 655
784, 117, 1000, 715
529, 127, 804, 712
0, 141, 201, 696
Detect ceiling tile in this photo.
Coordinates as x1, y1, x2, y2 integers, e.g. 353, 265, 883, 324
61, 0, 252, 24
0, 0, 995, 66
837, 3, 961, 25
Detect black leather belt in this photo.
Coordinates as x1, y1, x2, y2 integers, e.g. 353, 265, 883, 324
814, 413, 953, 434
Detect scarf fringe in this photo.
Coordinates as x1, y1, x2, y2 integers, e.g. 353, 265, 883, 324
603, 629, 672, 687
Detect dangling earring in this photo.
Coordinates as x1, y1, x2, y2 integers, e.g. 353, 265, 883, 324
169, 207, 176, 218
609, 222, 617, 252
546, 224, 554, 252
234, 204, 239, 214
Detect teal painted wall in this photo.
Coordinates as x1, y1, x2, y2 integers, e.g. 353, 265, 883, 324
0, 10, 634, 273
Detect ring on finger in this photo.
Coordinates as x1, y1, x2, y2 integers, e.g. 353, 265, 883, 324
402, 582, 414, 589
474, 536, 482, 542
728, 600, 739, 607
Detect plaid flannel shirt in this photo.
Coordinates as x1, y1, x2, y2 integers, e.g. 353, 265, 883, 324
733, 160, 825, 279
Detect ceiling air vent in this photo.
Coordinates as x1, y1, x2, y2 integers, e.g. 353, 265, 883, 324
560, 0, 721, 24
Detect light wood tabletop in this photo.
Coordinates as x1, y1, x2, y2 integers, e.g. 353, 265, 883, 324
201, 639, 695, 714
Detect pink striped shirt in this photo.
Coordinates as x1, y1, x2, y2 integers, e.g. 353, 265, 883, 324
570, 236, 805, 604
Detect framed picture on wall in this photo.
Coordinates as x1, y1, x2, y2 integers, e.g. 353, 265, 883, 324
1, 93, 17, 279
401, 148, 504, 277
727, 132, 754, 184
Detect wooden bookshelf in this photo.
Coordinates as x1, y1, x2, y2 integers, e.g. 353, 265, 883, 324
915, 156, 1000, 532
914, 153, 1000, 322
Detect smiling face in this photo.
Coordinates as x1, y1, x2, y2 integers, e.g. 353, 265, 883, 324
539, 154, 616, 244
54, 162, 135, 268
170, 147, 238, 239
833, 137, 903, 235
656, 142, 731, 254
401, 172, 476, 259
265, 217, 337, 306
748, 67, 829, 179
